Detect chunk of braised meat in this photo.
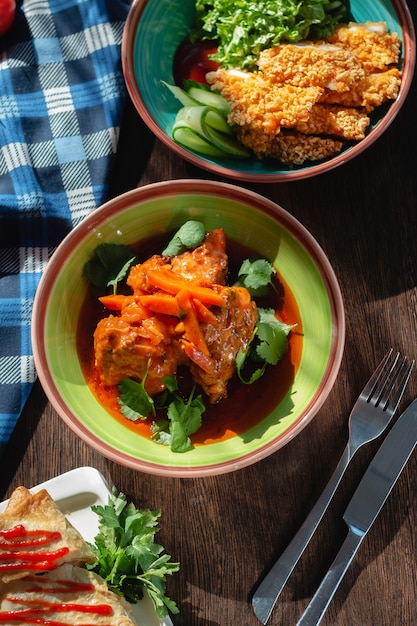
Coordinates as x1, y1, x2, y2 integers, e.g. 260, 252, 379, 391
93, 308, 182, 395
127, 228, 228, 293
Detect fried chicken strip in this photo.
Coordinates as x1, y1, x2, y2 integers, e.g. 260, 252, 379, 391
328, 21, 401, 72
257, 43, 365, 92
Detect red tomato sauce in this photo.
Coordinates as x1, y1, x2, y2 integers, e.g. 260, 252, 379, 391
173, 38, 220, 87
0, 526, 69, 573
76, 236, 303, 445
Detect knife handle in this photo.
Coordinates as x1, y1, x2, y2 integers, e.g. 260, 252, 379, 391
296, 528, 364, 626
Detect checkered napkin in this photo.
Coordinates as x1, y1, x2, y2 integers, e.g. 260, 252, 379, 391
0, 0, 132, 454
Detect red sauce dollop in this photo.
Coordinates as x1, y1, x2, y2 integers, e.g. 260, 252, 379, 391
173, 38, 220, 87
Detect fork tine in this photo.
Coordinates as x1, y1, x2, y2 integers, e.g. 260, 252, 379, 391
361, 349, 397, 401
380, 358, 415, 413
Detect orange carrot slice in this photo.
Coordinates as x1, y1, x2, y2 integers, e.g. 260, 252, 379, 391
98, 295, 136, 310
181, 340, 214, 373
175, 288, 209, 356
145, 268, 226, 307
139, 294, 179, 317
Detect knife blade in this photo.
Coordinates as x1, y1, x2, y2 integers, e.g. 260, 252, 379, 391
296, 397, 417, 626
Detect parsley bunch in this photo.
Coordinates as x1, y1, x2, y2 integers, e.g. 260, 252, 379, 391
87, 489, 179, 619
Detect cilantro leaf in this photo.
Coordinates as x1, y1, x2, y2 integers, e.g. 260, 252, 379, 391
83, 243, 136, 293
162, 220, 206, 256
236, 308, 296, 383
237, 257, 277, 297
152, 379, 205, 452
88, 488, 179, 618
256, 308, 296, 365
118, 368, 155, 420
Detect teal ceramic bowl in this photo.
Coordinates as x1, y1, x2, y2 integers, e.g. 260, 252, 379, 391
122, 0, 415, 182
32, 180, 345, 477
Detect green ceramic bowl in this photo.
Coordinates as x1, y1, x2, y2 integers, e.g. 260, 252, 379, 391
122, 0, 415, 182
32, 180, 345, 476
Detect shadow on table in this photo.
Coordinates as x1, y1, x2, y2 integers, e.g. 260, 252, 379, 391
106, 98, 156, 198
174, 602, 220, 626
0, 381, 47, 499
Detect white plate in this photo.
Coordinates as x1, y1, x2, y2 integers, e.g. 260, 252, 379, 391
0, 466, 174, 626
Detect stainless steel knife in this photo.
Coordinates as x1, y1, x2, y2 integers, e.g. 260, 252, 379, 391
296, 397, 417, 626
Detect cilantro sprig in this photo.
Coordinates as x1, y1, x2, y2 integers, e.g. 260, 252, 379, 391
83, 243, 136, 295
88, 488, 179, 619
236, 308, 296, 383
152, 376, 205, 452
235, 257, 277, 297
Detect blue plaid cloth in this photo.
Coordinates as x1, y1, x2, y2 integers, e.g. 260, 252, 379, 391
0, 0, 132, 454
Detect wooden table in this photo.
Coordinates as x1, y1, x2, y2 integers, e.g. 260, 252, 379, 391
1, 12, 417, 624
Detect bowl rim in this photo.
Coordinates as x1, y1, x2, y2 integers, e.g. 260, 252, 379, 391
121, 0, 416, 183
32, 179, 345, 477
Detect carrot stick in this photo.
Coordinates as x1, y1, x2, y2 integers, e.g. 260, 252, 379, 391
181, 340, 214, 374
98, 295, 136, 310
193, 299, 217, 324
175, 288, 209, 356
145, 268, 226, 307
139, 294, 179, 317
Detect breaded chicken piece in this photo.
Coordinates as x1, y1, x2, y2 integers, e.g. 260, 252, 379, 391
207, 68, 322, 135
320, 68, 402, 110
295, 104, 370, 140
237, 127, 343, 164
257, 43, 365, 92
328, 21, 401, 72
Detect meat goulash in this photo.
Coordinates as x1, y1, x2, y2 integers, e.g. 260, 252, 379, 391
0, 488, 136, 625
205, 22, 402, 164
94, 228, 258, 405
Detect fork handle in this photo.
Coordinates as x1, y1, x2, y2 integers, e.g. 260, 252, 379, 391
296, 528, 364, 626
252, 443, 353, 625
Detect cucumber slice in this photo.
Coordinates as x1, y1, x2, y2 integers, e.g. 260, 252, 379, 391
162, 81, 200, 107
204, 109, 233, 135
172, 126, 229, 158
187, 85, 230, 115
172, 105, 250, 159
200, 116, 250, 158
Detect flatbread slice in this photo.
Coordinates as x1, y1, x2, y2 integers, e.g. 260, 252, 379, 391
0, 487, 95, 583
0, 563, 136, 625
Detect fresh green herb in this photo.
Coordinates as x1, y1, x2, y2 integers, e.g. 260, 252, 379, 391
191, 0, 350, 70
118, 367, 155, 421
83, 243, 136, 293
236, 308, 296, 383
153, 377, 205, 453
87, 488, 179, 618
236, 257, 277, 297
162, 220, 206, 256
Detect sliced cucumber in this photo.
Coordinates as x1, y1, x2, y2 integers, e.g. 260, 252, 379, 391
204, 109, 233, 135
172, 126, 229, 158
173, 106, 250, 158
162, 81, 200, 107
187, 85, 230, 115
164, 80, 250, 160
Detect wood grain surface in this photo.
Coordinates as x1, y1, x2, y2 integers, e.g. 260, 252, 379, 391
1, 6, 417, 624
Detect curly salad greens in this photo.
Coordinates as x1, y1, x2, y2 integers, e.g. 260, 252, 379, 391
88, 489, 179, 619
190, 0, 351, 70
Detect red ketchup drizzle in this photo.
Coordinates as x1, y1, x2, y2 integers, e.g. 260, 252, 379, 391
0, 525, 69, 572
173, 38, 220, 87
0, 580, 113, 624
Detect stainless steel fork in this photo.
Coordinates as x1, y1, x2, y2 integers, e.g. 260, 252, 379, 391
252, 349, 414, 625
